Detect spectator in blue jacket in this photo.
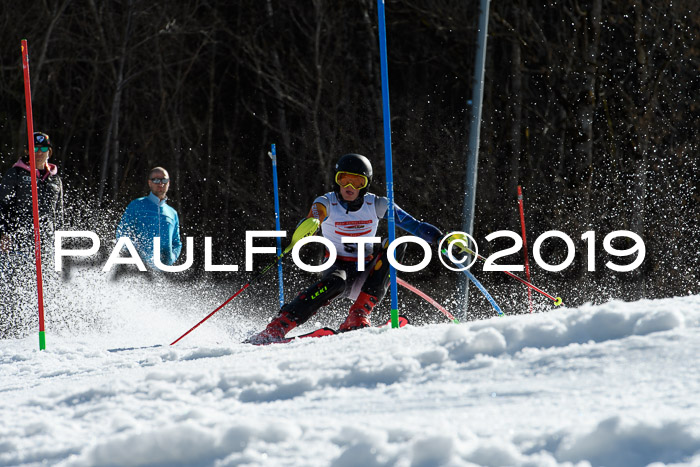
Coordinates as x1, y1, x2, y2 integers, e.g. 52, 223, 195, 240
116, 167, 182, 269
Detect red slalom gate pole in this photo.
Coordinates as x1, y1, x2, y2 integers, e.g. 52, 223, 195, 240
517, 185, 533, 313
21, 39, 46, 350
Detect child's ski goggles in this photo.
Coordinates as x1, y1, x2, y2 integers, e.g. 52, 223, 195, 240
335, 171, 368, 190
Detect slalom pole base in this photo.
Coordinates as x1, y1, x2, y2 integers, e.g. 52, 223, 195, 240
390, 308, 399, 328
39, 331, 45, 350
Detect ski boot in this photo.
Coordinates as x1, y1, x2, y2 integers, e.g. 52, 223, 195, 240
245, 311, 297, 345
338, 292, 378, 332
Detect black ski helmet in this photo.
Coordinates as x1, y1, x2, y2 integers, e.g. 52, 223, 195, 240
334, 153, 373, 194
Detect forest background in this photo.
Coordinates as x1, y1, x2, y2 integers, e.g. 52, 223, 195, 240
1, 0, 698, 319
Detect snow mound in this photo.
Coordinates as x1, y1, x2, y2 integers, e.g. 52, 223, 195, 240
67, 421, 302, 467
556, 416, 700, 466
435, 297, 689, 362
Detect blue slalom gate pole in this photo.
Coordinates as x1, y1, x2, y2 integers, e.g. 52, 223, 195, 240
376, 0, 399, 328
270, 144, 284, 308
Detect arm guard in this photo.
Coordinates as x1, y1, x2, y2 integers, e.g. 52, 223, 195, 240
394, 206, 443, 245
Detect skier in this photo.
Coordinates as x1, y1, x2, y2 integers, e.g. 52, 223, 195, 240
246, 153, 443, 344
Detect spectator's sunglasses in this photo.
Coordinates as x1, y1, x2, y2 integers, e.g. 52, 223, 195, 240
150, 178, 170, 184
34, 146, 51, 153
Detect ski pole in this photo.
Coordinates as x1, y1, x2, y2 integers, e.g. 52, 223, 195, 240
170, 218, 319, 345
396, 277, 458, 323
446, 243, 562, 306
441, 249, 502, 316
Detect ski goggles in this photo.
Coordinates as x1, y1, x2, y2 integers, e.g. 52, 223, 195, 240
150, 178, 170, 185
335, 171, 368, 190
34, 146, 51, 153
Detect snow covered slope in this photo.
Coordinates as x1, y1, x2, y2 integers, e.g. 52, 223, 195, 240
1, 294, 699, 466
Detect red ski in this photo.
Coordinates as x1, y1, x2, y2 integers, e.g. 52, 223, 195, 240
249, 315, 409, 345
